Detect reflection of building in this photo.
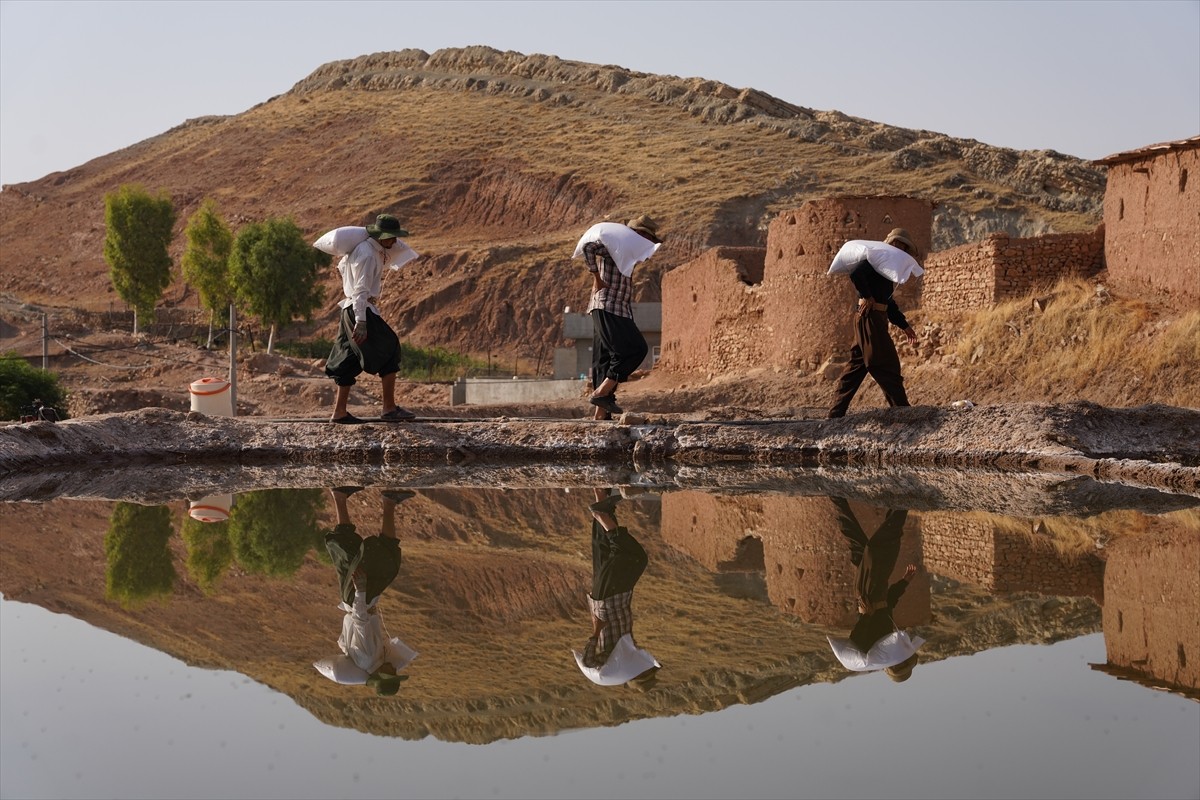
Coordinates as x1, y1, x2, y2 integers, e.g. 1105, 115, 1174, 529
660, 492, 929, 629
919, 513, 1105, 603
552, 303, 661, 380
1094, 528, 1199, 698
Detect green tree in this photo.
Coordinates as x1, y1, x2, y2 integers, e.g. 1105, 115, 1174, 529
0, 351, 66, 420
181, 199, 234, 349
229, 218, 326, 353
104, 502, 177, 607
181, 514, 233, 595
228, 488, 325, 577
103, 184, 176, 334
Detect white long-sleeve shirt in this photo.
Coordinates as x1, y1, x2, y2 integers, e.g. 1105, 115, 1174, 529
337, 237, 388, 324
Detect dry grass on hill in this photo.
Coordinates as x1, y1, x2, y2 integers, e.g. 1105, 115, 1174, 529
943, 278, 1200, 408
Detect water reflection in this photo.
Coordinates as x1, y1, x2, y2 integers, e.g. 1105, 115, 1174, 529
313, 487, 417, 695
573, 488, 660, 689
1, 475, 1197, 753
827, 498, 922, 682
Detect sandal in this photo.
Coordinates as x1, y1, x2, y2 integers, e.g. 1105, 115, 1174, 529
380, 407, 416, 421
331, 413, 365, 424
588, 394, 623, 415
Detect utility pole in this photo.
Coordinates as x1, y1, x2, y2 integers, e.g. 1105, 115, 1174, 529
228, 303, 238, 417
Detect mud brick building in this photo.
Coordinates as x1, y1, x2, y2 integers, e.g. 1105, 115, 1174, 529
660, 493, 930, 630
1094, 136, 1200, 305
659, 196, 933, 376
1095, 527, 1199, 698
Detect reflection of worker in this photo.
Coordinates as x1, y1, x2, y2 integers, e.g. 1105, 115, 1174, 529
313, 487, 418, 695
827, 497, 923, 682
573, 488, 660, 689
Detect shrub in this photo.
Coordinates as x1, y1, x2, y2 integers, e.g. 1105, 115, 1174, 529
0, 351, 67, 420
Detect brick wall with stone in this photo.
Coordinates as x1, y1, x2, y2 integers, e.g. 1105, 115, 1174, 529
922, 229, 1105, 315
658, 247, 767, 374
920, 513, 1104, 602
1101, 527, 1199, 694
660, 492, 929, 629
1099, 140, 1200, 304
659, 197, 932, 375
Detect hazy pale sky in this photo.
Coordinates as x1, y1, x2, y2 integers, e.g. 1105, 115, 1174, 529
1, 0, 1197, 187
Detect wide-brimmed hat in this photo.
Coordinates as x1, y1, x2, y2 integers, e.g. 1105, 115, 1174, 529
366, 214, 410, 240
884, 227, 920, 258
626, 214, 663, 244
884, 651, 920, 683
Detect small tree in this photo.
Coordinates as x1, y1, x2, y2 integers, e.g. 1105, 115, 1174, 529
181, 199, 234, 349
103, 184, 176, 334
229, 218, 326, 353
0, 351, 66, 420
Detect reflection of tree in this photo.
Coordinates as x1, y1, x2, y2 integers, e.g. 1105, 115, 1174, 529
105, 503, 177, 607
228, 489, 324, 577
181, 516, 232, 595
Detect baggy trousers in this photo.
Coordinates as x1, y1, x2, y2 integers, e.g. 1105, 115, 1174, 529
832, 497, 908, 607
591, 309, 649, 390
829, 309, 909, 416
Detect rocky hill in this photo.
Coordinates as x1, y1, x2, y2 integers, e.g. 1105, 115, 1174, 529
0, 46, 1106, 364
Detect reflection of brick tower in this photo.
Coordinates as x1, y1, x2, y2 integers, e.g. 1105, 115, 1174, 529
761, 196, 933, 372
660, 492, 929, 629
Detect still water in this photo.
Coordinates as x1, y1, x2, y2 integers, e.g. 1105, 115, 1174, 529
1, 468, 1197, 800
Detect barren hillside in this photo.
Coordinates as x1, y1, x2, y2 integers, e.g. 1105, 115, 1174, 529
0, 46, 1106, 364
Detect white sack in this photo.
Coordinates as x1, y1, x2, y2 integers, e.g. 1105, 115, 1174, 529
827, 630, 925, 672
314, 226, 420, 271
827, 239, 924, 285
572, 633, 660, 686
572, 222, 661, 277
313, 637, 418, 685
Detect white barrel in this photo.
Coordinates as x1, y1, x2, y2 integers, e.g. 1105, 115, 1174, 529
188, 494, 233, 523
189, 377, 233, 416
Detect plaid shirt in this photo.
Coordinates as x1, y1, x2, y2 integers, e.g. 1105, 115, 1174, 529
583, 241, 635, 319
582, 589, 634, 667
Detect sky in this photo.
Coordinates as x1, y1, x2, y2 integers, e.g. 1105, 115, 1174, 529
1, 0, 1198, 187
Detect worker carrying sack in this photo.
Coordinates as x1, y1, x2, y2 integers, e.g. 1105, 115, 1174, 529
827, 240, 923, 285
313, 226, 419, 271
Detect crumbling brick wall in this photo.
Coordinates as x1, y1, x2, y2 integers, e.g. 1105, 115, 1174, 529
919, 513, 1104, 602
1099, 139, 1200, 304
660, 492, 929, 629
657, 247, 767, 374
659, 197, 933, 375
921, 229, 1106, 314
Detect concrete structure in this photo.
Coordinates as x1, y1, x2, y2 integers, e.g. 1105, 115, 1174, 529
1095, 136, 1200, 305
450, 377, 585, 406
552, 303, 661, 380
659, 196, 933, 376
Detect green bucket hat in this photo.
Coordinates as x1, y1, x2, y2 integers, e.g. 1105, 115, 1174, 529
366, 214, 410, 240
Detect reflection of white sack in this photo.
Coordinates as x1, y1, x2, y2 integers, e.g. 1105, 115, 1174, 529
573, 633, 660, 686
572, 222, 661, 277
314, 226, 419, 271
827, 240, 924, 285
827, 631, 925, 672
314, 637, 418, 685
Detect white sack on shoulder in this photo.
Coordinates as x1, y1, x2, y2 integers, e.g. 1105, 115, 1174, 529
827, 239, 924, 285
572, 222, 661, 277
314, 226, 419, 271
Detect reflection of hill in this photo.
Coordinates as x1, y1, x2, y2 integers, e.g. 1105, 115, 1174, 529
0, 488, 1119, 743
